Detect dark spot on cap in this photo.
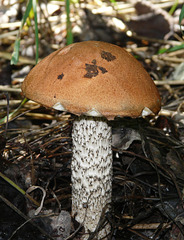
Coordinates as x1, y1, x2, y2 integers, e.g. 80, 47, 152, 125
84, 63, 98, 78
57, 73, 64, 80
91, 59, 97, 65
54, 95, 56, 98
101, 51, 116, 62
98, 66, 108, 74
84, 60, 108, 78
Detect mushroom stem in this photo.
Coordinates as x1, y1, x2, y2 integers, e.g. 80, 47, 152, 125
71, 116, 112, 239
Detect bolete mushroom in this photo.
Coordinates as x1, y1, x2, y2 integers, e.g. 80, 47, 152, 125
22, 41, 161, 239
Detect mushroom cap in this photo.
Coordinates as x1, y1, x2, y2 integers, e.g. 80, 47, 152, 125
22, 41, 161, 120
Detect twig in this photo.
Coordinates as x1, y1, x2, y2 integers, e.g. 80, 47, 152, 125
0, 51, 39, 65
0, 86, 21, 93
4, 93, 10, 137
130, 222, 170, 229
154, 80, 184, 85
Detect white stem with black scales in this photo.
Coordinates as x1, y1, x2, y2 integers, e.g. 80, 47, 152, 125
71, 116, 112, 239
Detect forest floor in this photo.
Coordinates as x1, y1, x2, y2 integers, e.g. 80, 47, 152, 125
0, 0, 184, 239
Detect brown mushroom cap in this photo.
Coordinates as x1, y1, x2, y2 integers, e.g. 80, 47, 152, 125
22, 41, 161, 120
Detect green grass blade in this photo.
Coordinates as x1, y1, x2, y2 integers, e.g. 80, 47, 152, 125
167, 43, 184, 52
0, 98, 29, 125
179, 5, 184, 35
169, 0, 178, 15
0, 172, 39, 206
32, 0, 39, 64
158, 43, 184, 54
11, 0, 33, 65
11, 38, 21, 65
66, 0, 73, 45
109, 0, 117, 7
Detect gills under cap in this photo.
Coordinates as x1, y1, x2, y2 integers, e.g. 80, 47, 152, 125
22, 41, 161, 119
